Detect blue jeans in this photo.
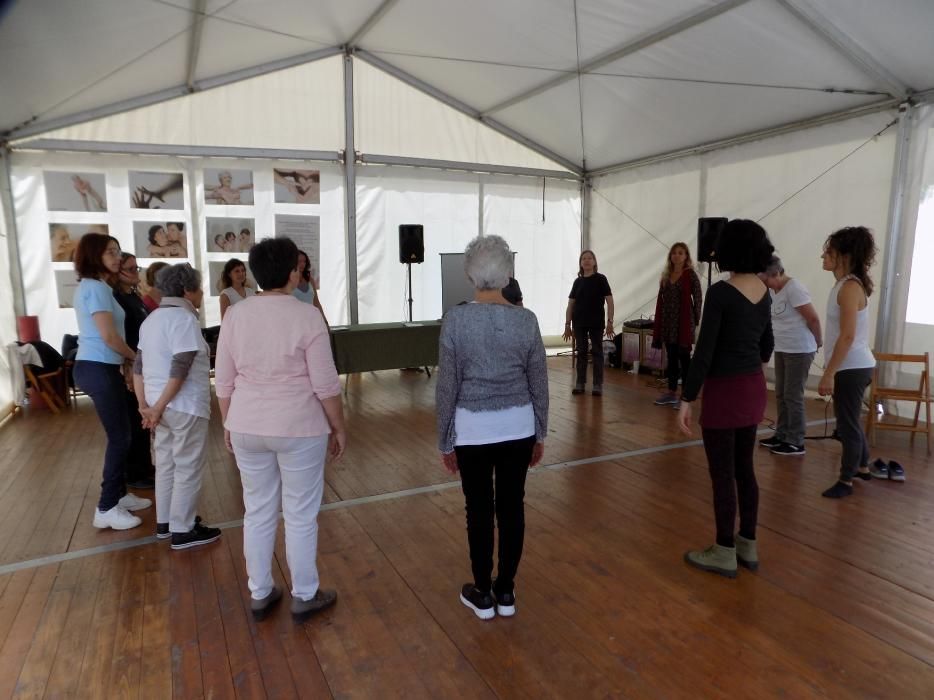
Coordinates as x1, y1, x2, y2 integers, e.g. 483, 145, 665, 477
74, 360, 130, 511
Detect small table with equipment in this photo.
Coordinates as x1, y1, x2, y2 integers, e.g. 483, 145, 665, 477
329, 321, 442, 376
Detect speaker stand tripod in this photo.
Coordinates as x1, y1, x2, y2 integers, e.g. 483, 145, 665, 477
403, 261, 431, 377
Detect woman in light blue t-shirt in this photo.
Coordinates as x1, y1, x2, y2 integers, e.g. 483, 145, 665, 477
72, 233, 151, 531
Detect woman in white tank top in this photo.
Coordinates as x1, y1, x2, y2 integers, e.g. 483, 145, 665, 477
218, 258, 255, 321
818, 227, 878, 499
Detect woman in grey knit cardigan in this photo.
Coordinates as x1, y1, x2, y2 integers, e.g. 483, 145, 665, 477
436, 235, 549, 621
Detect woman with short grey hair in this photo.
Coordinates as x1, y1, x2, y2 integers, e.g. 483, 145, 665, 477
437, 234, 549, 621
133, 263, 221, 550
758, 255, 822, 456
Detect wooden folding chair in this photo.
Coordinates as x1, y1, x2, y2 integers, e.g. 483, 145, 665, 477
23, 365, 67, 414
866, 352, 931, 455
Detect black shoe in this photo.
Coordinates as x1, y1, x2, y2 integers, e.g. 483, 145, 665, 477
127, 477, 155, 489
770, 443, 805, 456
759, 436, 783, 449
571, 385, 585, 395
158, 515, 201, 540
821, 481, 853, 499
494, 590, 516, 617
170, 521, 221, 550
251, 586, 282, 621
291, 588, 337, 623
459, 584, 495, 620
853, 470, 872, 481
888, 460, 906, 482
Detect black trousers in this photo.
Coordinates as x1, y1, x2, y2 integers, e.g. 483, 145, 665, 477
665, 343, 692, 393
455, 436, 535, 593
124, 390, 154, 483
702, 426, 759, 548
574, 326, 604, 388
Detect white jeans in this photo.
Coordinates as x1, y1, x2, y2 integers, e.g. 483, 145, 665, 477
154, 408, 208, 533
231, 432, 328, 601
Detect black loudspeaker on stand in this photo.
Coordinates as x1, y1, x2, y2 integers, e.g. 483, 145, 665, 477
697, 217, 727, 289
399, 225, 424, 322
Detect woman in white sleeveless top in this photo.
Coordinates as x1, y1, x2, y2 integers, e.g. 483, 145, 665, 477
219, 258, 255, 321
818, 227, 877, 499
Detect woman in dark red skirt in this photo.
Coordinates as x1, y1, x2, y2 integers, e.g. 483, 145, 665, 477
677, 220, 775, 578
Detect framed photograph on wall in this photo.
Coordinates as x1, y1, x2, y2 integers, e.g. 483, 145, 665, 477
128, 171, 185, 209
55, 270, 80, 308
206, 217, 254, 253
273, 169, 319, 204
43, 171, 107, 211
49, 223, 108, 262
275, 214, 320, 286
203, 169, 254, 205
132, 221, 188, 259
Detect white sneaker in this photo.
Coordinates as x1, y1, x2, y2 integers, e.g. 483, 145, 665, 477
118, 493, 152, 511
93, 505, 142, 530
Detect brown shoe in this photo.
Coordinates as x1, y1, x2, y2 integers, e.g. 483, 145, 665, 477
291, 588, 337, 623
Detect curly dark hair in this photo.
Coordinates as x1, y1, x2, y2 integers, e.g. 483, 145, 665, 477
824, 226, 876, 296
715, 219, 774, 274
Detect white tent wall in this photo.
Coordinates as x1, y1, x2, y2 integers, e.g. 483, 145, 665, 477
482, 176, 582, 337
589, 157, 704, 327
9, 151, 348, 351
590, 110, 901, 381
355, 167, 480, 325
353, 166, 581, 333
25, 56, 346, 151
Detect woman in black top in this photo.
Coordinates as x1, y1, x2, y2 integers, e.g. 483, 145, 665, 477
678, 220, 774, 579
114, 253, 155, 489
562, 250, 614, 396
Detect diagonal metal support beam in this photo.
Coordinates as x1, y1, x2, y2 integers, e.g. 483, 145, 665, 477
355, 50, 583, 175
483, 0, 750, 116
346, 0, 399, 47
587, 97, 901, 177
4, 46, 344, 141
776, 0, 910, 99
186, 0, 209, 90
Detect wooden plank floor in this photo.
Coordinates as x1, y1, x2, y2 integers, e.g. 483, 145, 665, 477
0, 358, 933, 698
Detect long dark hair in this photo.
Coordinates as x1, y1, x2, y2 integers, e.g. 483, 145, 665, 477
825, 226, 876, 296
220, 258, 246, 291
297, 249, 312, 283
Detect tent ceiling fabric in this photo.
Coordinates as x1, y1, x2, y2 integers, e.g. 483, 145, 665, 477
1, 0, 932, 172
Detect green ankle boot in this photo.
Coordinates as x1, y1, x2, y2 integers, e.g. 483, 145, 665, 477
735, 535, 759, 571
684, 544, 737, 578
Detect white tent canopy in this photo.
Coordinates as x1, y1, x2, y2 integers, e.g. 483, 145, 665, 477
1, 0, 933, 415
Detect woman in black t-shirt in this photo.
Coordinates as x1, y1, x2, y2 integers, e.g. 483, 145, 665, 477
562, 250, 614, 396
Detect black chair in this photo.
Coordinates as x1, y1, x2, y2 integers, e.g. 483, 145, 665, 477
61, 334, 82, 404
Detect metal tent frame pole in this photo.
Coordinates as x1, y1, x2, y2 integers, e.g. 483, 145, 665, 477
874, 103, 913, 354
343, 52, 360, 326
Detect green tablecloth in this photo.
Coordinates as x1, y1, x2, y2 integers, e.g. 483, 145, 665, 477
329, 321, 442, 374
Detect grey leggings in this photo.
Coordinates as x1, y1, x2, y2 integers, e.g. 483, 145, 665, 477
833, 367, 873, 482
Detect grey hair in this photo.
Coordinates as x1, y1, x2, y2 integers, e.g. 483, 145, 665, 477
155, 263, 202, 297
764, 254, 784, 276
463, 235, 512, 290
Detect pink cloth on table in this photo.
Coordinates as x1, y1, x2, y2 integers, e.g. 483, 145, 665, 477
215, 294, 340, 438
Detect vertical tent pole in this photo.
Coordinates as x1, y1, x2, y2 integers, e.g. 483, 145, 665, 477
875, 103, 912, 353
0, 148, 26, 317
343, 51, 359, 325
